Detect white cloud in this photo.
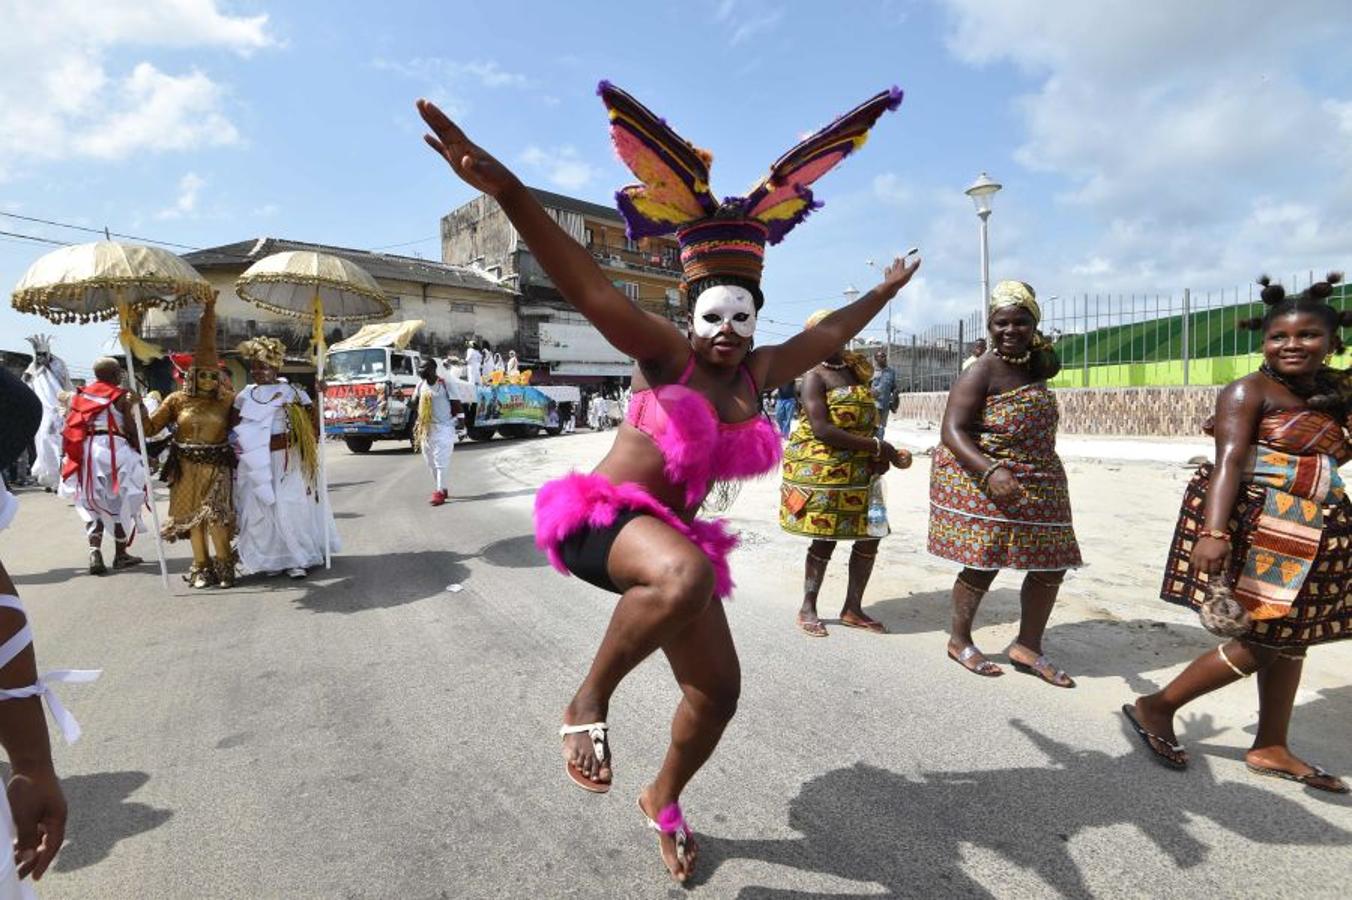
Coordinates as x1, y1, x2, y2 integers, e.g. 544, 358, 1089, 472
935, 0, 1352, 295
711, 0, 782, 46
520, 145, 598, 192
76, 64, 240, 160
730, 10, 783, 46
372, 57, 533, 117
1070, 256, 1113, 277
872, 173, 914, 206
156, 172, 206, 220
0, 0, 273, 178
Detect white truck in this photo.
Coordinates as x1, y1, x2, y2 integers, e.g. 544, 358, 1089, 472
322, 345, 579, 452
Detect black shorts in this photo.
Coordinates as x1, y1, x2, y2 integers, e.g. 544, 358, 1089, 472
558, 510, 642, 594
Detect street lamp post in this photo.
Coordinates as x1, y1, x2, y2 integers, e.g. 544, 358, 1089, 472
842, 284, 860, 349
965, 172, 1002, 329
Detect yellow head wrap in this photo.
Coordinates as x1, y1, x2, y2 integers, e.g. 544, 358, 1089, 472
988, 280, 1040, 323
237, 337, 287, 369
805, 309, 873, 383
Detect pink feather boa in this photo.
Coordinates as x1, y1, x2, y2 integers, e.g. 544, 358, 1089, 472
534, 472, 740, 600
629, 387, 783, 507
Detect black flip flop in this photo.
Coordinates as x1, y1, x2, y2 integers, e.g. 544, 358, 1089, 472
1121, 703, 1187, 770
1246, 762, 1350, 794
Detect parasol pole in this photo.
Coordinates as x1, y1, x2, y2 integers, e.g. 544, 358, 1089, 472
117, 298, 171, 590
312, 290, 332, 569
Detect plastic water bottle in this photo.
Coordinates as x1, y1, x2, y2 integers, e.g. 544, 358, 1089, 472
866, 478, 889, 538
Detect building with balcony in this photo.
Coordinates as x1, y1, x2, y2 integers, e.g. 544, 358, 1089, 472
440, 187, 684, 379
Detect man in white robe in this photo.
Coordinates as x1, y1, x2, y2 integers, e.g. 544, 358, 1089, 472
232, 337, 340, 579
20, 335, 72, 490
412, 358, 463, 506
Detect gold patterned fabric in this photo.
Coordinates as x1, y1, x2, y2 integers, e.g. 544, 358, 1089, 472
779, 384, 879, 540
146, 391, 236, 538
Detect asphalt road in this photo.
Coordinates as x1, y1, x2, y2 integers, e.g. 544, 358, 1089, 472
6, 434, 1351, 898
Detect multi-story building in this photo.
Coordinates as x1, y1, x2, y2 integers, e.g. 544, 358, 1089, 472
164, 237, 518, 364
440, 187, 684, 379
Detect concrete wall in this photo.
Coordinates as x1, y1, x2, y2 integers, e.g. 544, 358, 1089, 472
441, 195, 517, 278
893, 385, 1223, 437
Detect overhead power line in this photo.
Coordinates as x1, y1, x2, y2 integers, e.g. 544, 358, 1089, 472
0, 229, 71, 247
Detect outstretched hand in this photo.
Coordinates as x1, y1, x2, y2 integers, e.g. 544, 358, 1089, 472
879, 254, 921, 297
417, 99, 520, 198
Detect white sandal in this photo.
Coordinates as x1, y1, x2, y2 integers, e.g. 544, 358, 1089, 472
559, 721, 610, 793
639, 797, 694, 879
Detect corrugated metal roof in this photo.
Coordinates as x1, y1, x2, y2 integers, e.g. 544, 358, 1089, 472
183, 238, 516, 295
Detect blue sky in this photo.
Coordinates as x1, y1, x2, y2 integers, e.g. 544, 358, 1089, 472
3, 0, 1350, 367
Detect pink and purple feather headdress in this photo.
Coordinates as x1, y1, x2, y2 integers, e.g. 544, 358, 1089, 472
598, 81, 903, 288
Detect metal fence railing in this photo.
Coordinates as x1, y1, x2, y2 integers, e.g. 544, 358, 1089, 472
865, 274, 1348, 392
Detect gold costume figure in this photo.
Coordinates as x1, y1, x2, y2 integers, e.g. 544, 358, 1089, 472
146, 295, 237, 589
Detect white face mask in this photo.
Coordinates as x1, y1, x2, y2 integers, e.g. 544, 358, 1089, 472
692, 284, 757, 340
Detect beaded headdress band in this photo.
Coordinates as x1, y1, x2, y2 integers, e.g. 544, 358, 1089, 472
598, 81, 903, 290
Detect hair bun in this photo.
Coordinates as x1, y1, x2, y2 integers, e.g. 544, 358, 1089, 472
1256, 274, 1286, 305
1309, 281, 1334, 300
1237, 316, 1265, 331
1339, 309, 1352, 328
1327, 271, 1344, 286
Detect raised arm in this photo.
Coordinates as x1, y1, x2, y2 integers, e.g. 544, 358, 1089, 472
752, 255, 919, 389
418, 100, 685, 365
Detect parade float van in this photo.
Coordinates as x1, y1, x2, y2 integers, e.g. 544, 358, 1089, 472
321, 326, 579, 452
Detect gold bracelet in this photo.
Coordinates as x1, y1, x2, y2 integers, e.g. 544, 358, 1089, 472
1200, 528, 1231, 543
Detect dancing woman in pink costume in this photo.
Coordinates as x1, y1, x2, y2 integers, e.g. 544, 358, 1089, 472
419, 82, 916, 883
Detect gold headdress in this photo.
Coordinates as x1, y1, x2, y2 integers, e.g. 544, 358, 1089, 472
988, 280, 1040, 323
237, 336, 286, 369
188, 294, 222, 396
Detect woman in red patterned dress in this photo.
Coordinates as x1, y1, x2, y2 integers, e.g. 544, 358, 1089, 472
928, 281, 1082, 686
1124, 275, 1351, 791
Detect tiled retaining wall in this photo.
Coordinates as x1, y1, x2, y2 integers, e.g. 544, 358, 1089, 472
893, 386, 1224, 436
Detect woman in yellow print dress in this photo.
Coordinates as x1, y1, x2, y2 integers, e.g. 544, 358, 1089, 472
781, 310, 912, 636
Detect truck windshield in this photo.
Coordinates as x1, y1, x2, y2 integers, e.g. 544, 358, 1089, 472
325, 349, 387, 381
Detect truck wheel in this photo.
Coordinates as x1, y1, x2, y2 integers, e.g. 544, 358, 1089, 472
543, 426, 563, 436
344, 436, 374, 454
467, 427, 496, 442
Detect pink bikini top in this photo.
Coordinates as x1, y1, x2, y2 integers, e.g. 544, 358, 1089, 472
625, 354, 783, 507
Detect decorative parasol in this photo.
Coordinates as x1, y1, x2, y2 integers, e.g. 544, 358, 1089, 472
235, 251, 392, 568
12, 241, 215, 590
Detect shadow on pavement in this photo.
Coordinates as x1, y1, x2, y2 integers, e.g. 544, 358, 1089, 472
1040, 617, 1217, 695
287, 549, 472, 614
694, 717, 1349, 897
480, 533, 548, 569
324, 480, 375, 491
454, 487, 539, 504
50, 770, 172, 873
10, 566, 87, 587
865, 588, 1023, 637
